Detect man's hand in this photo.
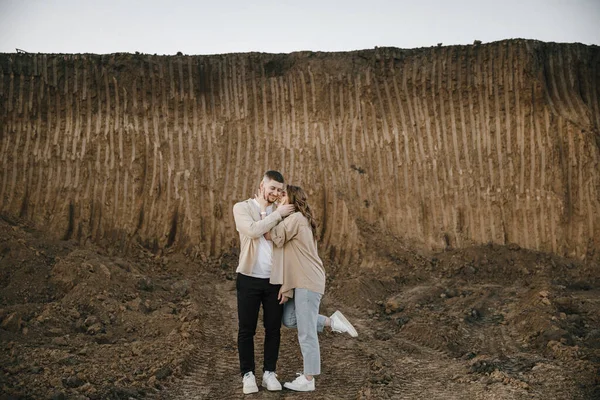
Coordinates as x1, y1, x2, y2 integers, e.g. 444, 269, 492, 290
278, 290, 289, 305
277, 204, 295, 217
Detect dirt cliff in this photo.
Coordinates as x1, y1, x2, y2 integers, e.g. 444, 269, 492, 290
1, 40, 599, 263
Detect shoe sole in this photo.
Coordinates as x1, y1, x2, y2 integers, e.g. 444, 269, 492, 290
284, 383, 315, 391
262, 382, 282, 391
243, 386, 258, 394
333, 311, 358, 337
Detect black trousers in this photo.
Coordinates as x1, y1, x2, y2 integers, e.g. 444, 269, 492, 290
236, 273, 283, 376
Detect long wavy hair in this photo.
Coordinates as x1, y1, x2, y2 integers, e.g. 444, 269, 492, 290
285, 185, 319, 240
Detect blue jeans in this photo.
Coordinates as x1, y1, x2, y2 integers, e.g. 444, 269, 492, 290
282, 288, 327, 376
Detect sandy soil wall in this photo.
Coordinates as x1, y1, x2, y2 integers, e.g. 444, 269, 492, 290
0, 40, 598, 262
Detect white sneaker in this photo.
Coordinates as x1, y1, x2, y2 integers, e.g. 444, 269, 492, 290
284, 374, 315, 392
242, 371, 259, 394
330, 310, 358, 337
262, 371, 282, 391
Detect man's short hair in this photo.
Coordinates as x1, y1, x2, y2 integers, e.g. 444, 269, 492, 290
264, 170, 284, 184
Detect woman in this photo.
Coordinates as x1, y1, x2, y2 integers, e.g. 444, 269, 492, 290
266, 185, 358, 392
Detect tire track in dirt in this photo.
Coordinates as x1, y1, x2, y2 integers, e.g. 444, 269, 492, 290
160, 280, 241, 399
341, 308, 477, 400
155, 281, 373, 399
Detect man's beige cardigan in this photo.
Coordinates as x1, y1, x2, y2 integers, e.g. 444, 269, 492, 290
233, 199, 284, 282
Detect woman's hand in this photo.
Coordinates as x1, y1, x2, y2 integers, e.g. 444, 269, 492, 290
278, 289, 289, 305
256, 186, 269, 211
276, 204, 294, 217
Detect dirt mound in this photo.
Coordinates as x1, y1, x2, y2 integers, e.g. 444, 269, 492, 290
0, 215, 223, 399
1, 215, 599, 399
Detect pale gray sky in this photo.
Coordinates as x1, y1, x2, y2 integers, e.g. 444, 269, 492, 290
0, 0, 598, 55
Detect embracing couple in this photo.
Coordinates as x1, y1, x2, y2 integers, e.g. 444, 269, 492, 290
232, 170, 358, 394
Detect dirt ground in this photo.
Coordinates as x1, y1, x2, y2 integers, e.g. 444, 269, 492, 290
0, 214, 598, 400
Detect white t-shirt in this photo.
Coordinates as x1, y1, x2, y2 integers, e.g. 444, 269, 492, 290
249, 199, 274, 279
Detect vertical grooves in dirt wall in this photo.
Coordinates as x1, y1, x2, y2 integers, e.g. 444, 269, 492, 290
0, 40, 598, 261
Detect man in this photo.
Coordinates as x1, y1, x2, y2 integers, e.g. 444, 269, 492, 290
232, 170, 295, 394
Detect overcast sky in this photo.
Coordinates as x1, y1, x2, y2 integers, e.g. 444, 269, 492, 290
0, 0, 598, 55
